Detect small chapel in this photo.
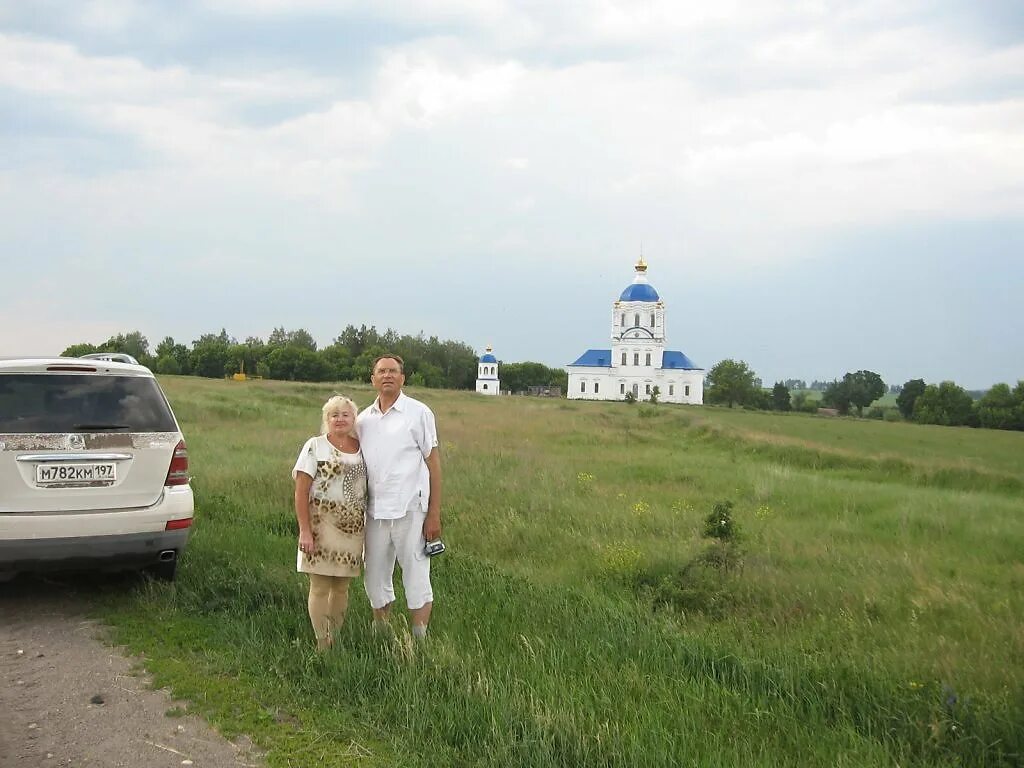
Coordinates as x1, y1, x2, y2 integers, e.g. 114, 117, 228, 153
475, 345, 500, 396
566, 258, 705, 404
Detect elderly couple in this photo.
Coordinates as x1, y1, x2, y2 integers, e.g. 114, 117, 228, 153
291, 354, 442, 650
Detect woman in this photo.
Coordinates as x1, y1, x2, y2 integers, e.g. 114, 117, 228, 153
292, 394, 367, 650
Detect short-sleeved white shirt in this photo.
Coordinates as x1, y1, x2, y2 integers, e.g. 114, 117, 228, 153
356, 391, 438, 520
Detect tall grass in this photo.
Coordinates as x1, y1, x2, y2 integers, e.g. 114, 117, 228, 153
97, 377, 1024, 767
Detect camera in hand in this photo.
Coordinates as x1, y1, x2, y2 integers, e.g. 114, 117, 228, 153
423, 539, 446, 557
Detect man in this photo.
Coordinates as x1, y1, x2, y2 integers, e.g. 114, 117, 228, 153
357, 354, 442, 638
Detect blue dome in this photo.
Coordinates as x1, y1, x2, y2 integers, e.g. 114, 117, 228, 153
480, 353, 497, 363
619, 282, 660, 302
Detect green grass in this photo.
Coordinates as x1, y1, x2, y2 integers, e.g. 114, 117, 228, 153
95, 377, 1024, 767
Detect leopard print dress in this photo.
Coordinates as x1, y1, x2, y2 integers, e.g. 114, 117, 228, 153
296, 438, 367, 577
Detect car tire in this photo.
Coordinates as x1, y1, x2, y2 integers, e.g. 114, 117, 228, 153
147, 557, 178, 582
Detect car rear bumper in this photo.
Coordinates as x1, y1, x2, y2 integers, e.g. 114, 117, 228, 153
0, 528, 190, 575
0, 485, 193, 576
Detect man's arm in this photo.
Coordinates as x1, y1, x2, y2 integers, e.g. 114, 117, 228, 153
423, 447, 442, 541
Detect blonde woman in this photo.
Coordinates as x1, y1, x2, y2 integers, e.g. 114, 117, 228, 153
292, 394, 367, 650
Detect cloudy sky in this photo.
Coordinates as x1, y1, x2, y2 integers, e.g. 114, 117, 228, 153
1, 1, 1022, 388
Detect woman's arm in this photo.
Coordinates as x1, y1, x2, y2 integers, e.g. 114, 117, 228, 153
294, 471, 316, 554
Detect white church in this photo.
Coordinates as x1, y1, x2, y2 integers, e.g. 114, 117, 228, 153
475, 345, 500, 395
567, 258, 705, 404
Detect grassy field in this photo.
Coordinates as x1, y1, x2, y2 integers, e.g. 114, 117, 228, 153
96, 377, 1024, 767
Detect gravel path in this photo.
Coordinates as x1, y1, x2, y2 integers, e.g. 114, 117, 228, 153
0, 575, 263, 768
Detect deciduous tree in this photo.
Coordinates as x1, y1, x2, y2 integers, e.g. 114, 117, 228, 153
897, 379, 926, 419
705, 359, 757, 408
913, 381, 975, 426
977, 383, 1022, 430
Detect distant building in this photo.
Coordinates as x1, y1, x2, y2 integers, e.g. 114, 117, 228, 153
526, 385, 562, 398
566, 258, 704, 404
475, 345, 500, 396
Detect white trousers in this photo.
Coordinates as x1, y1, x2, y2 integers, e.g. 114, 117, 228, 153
363, 508, 433, 610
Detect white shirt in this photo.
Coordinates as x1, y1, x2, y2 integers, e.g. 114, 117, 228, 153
356, 391, 438, 520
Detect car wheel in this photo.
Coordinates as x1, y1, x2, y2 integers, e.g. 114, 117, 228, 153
147, 557, 178, 582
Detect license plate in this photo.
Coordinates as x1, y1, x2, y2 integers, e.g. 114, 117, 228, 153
35, 463, 116, 486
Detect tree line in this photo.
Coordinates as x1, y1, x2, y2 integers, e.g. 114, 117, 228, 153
705, 359, 1024, 432
61, 327, 567, 392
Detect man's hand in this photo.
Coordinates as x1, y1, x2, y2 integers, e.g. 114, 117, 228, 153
423, 512, 442, 542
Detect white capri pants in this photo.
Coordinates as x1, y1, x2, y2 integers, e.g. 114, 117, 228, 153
363, 507, 433, 611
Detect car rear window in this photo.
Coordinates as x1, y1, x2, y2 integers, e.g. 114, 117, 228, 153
0, 374, 178, 433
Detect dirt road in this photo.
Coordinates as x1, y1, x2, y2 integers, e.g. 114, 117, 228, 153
0, 575, 263, 768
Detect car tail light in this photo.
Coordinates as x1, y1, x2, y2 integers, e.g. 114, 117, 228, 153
165, 518, 193, 530
165, 439, 189, 486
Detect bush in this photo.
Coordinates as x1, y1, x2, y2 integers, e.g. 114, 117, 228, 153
703, 500, 739, 542
628, 499, 746, 619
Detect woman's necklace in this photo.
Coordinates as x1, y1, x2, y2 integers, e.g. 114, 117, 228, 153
328, 433, 354, 452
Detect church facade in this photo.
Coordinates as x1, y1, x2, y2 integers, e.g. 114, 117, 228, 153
567, 258, 704, 404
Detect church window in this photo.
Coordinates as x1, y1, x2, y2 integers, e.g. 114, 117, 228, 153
632, 383, 639, 396
580, 381, 586, 393
633, 353, 639, 365
685, 385, 690, 396
620, 383, 625, 394
645, 384, 651, 394
620, 313, 625, 327
483, 384, 488, 390
650, 313, 655, 327
669, 384, 674, 396
621, 352, 627, 365
634, 313, 639, 327
594, 383, 599, 393
645, 353, 651, 366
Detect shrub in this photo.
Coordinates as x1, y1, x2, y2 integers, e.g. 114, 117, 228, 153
703, 500, 739, 542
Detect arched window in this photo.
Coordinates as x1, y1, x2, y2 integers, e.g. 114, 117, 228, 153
645, 353, 651, 366
620, 313, 625, 326
685, 385, 690, 396
620, 383, 625, 394
633, 353, 639, 365
645, 384, 651, 394
650, 313, 655, 327
634, 313, 640, 327
483, 384, 488, 390
669, 384, 674, 396
621, 352, 627, 365
594, 382, 599, 393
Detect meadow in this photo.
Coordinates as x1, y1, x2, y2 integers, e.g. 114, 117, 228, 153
97, 377, 1024, 767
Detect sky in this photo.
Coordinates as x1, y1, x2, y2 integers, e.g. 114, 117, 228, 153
1, 0, 1022, 389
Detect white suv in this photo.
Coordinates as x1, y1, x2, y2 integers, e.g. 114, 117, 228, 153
0, 357, 193, 581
